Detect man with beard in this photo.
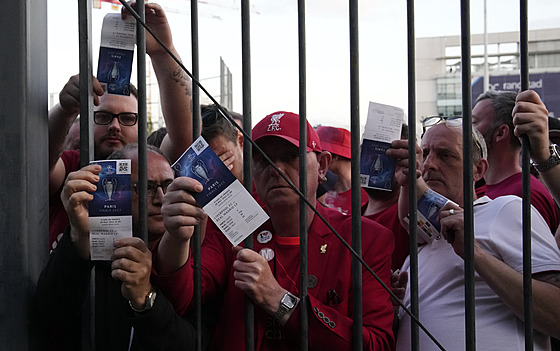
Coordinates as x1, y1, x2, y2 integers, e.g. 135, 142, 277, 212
472, 90, 558, 233
48, 2, 193, 251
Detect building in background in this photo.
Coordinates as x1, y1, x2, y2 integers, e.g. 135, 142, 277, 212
416, 28, 560, 119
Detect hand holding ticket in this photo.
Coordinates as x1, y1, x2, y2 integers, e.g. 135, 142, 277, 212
172, 136, 269, 246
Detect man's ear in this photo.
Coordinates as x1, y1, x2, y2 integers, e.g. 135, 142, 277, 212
317, 151, 332, 179
236, 130, 243, 150
473, 158, 489, 182
494, 124, 510, 143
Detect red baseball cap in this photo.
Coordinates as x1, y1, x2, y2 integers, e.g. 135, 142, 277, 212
316, 126, 351, 159
252, 111, 322, 153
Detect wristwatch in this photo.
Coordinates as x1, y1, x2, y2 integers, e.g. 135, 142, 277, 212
273, 291, 298, 322
531, 144, 560, 173
129, 287, 157, 313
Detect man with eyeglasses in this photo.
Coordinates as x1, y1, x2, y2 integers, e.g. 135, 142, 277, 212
36, 143, 206, 350
388, 122, 560, 350
472, 90, 559, 233
48, 2, 193, 251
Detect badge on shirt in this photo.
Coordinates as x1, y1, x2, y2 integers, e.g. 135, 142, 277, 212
257, 230, 273, 244
259, 248, 275, 261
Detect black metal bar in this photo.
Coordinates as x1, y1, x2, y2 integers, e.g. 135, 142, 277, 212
519, 1, 534, 350
348, 0, 362, 349
240, 1, 255, 350
297, 1, 309, 350
78, 1, 95, 349
136, 0, 148, 245
78, 0, 94, 167
406, 1, 420, 350
460, 1, 476, 350
190, 0, 203, 349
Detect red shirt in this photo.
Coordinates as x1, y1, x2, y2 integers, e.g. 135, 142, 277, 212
49, 150, 81, 251
363, 202, 410, 271
152, 205, 395, 350
485, 172, 559, 233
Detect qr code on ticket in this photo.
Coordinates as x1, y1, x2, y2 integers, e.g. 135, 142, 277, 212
192, 138, 208, 154
117, 160, 130, 174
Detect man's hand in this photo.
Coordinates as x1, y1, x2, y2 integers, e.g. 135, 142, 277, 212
218, 149, 236, 171
111, 237, 153, 309
161, 177, 206, 243
60, 164, 102, 259
58, 74, 104, 115
232, 246, 286, 315
512, 89, 550, 163
390, 269, 408, 331
122, 2, 173, 58
439, 203, 480, 259
386, 139, 423, 187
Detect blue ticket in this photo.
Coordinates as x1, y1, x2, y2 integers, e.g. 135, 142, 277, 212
88, 159, 132, 260
173, 136, 269, 246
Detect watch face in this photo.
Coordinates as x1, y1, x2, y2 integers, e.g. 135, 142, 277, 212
552, 144, 560, 157
282, 293, 296, 309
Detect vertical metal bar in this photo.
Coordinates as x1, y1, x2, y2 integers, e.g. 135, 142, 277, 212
519, 1, 533, 349
348, 0, 362, 349
136, 0, 148, 244
190, 0, 203, 349
78, 0, 94, 167
78, 1, 96, 349
406, 1, 420, 350
297, 1, 309, 350
460, 1, 476, 350
240, 1, 255, 349
0, 0, 48, 348
483, 0, 489, 92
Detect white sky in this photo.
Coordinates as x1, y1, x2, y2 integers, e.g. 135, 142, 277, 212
48, 0, 560, 130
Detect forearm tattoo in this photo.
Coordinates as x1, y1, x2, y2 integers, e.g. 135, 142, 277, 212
171, 66, 192, 96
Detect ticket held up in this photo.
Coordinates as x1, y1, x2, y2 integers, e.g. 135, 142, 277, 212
172, 136, 269, 246
88, 159, 133, 260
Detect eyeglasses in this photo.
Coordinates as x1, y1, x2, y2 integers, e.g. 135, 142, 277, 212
94, 111, 138, 126
422, 115, 486, 159
422, 115, 462, 129
132, 180, 173, 197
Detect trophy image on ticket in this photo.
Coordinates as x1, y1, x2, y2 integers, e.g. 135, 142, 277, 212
192, 159, 211, 183
102, 177, 117, 201
88, 159, 132, 260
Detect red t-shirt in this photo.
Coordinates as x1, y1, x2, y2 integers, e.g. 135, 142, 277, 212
49, 150, 81, 251
485, 172, 559, 233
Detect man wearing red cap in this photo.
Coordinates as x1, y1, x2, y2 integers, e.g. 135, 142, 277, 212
316, 126, 368, 215
152, 111, 395, 350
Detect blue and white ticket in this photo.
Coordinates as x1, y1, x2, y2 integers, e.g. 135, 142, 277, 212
360, 101, 404, 191
173, 136, 269, 246
416, 188, 450, 242
88, 159, 132, 260
97, 13, 136, 96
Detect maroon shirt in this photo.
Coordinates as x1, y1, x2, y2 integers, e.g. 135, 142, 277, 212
485, 172, 559, 233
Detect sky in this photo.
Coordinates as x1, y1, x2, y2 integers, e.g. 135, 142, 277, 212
48, 0, 560, 130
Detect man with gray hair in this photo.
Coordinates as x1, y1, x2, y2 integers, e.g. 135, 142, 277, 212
389, 121, 560, 350
472, 90, 559, 232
